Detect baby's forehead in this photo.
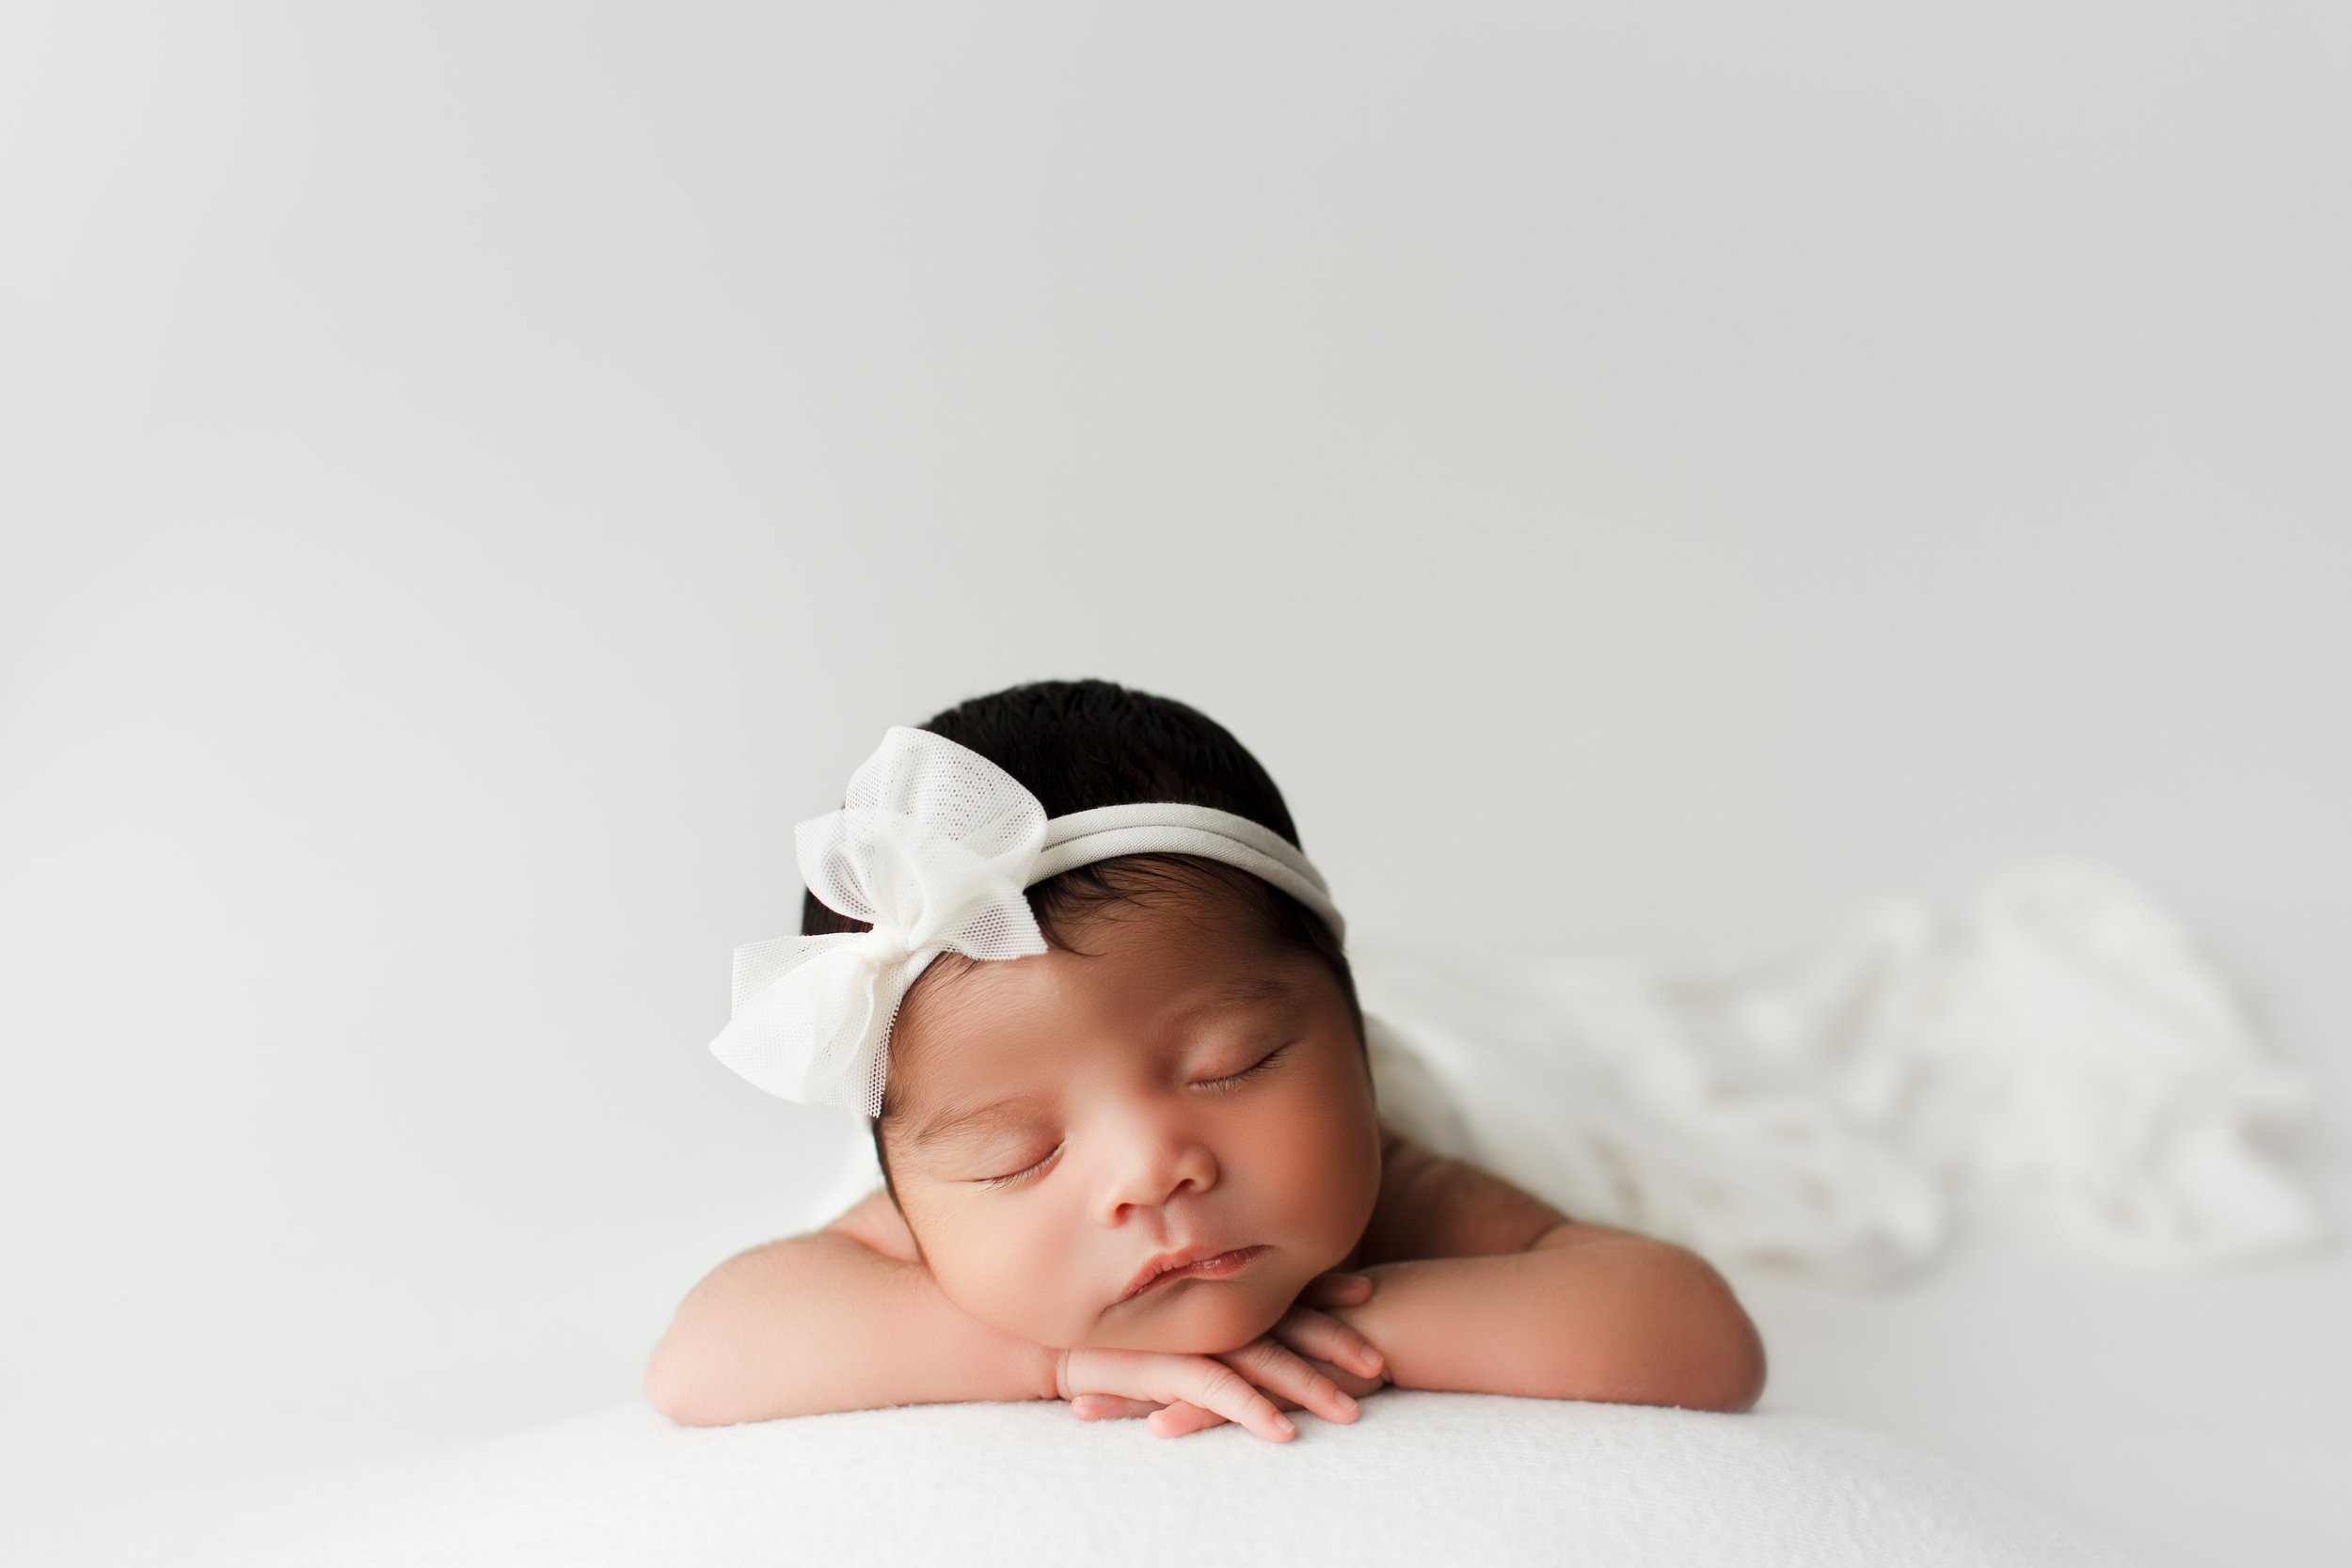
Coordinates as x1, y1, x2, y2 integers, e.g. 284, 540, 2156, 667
903, 958, 1302, 1066
905, 886, 1286, 1012
885, 952, 1317, 1130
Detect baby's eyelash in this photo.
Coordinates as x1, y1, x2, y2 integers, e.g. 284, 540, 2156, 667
976, 1147, 1059, 1190
1200, 1043, 1290, 1096
970, 1045, 1295, 1189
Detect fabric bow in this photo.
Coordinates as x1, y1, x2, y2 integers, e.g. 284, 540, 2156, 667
708, 727, 1052, 1116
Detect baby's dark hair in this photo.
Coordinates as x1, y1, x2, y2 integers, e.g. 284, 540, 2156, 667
798, 678, 1363, 1209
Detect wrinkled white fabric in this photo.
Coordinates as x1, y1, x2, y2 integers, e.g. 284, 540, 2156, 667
709, 725, 1344, 1116
1357, 857, 2327, 1285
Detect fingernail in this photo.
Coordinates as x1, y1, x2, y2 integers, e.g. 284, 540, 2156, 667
1334, 1392, 1358, 1415
1359, 1350, 1384, 1372
1273, 1414, 1295, 1435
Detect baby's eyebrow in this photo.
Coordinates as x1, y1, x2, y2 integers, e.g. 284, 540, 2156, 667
1162, 972, 1296, 1031
909, 1089, 1054, 1152
905, 972, 1299, 1152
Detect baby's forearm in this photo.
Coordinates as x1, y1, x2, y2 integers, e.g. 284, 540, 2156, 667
645, 1234, 1056, 1426
1327, 1236, 1766, 1413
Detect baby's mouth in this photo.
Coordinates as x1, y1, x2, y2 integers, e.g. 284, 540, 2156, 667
1119, 1244, 1269, 1303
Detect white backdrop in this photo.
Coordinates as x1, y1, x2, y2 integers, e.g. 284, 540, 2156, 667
2, 0, 2345, 1541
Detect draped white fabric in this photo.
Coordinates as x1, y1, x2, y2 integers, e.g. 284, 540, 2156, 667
1356, 857, 2327, 1285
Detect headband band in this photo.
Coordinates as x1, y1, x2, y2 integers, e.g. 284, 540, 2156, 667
708, 725, 1346, 1116
1033, 802, 1343, 939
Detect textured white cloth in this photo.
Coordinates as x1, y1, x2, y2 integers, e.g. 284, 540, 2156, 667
709, 725, 1345, 1116
13, 1397, 2154, 1568
1357, 857, 2328, 1285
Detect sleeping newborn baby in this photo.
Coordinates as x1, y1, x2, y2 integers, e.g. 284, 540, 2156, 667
646, 679, 1766, 1441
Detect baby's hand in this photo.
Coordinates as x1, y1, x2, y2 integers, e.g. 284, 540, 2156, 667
1060, 1272, 1390, 1440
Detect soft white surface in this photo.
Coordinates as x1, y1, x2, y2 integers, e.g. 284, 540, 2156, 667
7, 1224, 2343, 1567
2, 1396, 2150, 1568
1718, 1211, 2352, 1568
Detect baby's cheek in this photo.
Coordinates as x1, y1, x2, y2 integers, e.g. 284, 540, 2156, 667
921, 1243, 1068, 1344
1015, 1260, 1131, 1347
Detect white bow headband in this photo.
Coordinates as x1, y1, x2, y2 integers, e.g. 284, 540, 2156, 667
708, 725, 1346, 1117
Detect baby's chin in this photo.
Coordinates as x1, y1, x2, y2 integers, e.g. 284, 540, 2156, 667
1074, 1275, 1293, 1355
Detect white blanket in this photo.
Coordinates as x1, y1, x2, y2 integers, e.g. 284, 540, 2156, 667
1354, 856, 2328, 1286
14, 1395, 2156, 1568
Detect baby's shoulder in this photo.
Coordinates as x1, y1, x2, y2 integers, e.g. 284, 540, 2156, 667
820, 1186, 922, 1262
1359, 1119, 1578, 1265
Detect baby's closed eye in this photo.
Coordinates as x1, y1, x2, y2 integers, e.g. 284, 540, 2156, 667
966, 1041, 1297, 1190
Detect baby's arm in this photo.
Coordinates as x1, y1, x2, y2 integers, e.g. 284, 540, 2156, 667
644, 1225, 1055, 1427
1334, 1135, 1767, 1414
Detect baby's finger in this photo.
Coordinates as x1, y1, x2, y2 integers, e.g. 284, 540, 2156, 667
1218, 1337, 1359, 1426
1071, 1394, 1163, 1421
1146, 1400, 1229, 1439
1276, 1347, 1385, 1401
1297, 1272, 1375, 1308
1175, 1358, 1297, 1442
1062, 1347, 1294, 1443
1274, 1305, 1388, 1383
